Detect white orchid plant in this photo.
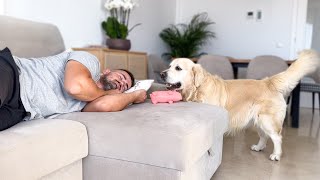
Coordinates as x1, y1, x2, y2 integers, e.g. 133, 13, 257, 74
102, 0, 141, 39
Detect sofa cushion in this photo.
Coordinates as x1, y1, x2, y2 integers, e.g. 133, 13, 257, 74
0, 119, 88, 180
0, 15, 65, 58
56, 100, 228, 171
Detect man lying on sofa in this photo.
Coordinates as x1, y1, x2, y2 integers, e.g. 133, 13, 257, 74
0, 47, 147, 131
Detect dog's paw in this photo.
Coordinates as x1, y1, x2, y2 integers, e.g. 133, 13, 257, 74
251, 144, 265, 152
269, 153, 281, 161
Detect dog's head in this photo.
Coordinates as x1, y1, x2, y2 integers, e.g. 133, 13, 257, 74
160, 58, 206, 90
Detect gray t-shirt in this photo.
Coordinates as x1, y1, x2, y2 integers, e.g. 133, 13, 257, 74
14, 51, 100, 120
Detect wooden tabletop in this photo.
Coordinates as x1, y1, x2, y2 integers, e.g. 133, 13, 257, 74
188, 57, 295, 64
228, 57, 295, 65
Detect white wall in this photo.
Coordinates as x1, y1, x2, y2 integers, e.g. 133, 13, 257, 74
4, 0, 176, 56
176, 0, 296, 60
125, 0, 176, 55
0, 0, 4, 14
5, 0, 105, 49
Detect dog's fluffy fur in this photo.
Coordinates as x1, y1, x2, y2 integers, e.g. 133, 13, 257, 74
161, 50, 320, 161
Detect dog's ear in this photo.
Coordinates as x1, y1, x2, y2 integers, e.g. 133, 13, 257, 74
192, 64, 205, 87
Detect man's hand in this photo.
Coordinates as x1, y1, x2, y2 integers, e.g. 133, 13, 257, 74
83, 89, 147, 112
133, 90, 147, 104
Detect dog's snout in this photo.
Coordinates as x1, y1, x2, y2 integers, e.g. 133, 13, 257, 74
160, 71, 167, 80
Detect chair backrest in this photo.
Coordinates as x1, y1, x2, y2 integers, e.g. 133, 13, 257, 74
148, 54, 168, 83
308, 68, 320, 83
0, 15, 65, 58
197, 55, 234, 79
246, 55, 288, 79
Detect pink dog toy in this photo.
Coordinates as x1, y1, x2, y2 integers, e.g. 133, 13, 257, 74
150, 91, 182, 104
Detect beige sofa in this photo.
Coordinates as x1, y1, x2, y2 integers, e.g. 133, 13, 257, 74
0, 15, 228, 180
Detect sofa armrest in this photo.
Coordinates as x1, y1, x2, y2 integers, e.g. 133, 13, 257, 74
0, 119, 88, 179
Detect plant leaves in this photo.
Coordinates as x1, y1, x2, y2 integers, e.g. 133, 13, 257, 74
159, 12, 215, 59
119, 23, 128, 39
102, 17, 129, 39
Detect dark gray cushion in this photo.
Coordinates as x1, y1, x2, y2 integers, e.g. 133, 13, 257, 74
246, 55, 288, 80
198, 55, 234, 79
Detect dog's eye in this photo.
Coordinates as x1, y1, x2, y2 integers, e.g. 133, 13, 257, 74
175, 66, 182, 71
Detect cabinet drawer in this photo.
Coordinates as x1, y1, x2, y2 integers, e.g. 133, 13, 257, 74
104, 52, 127, 70
72, 47, 147, 79
128, 54, 147, 80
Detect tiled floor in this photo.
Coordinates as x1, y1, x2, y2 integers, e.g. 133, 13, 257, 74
211, 108, 320, 180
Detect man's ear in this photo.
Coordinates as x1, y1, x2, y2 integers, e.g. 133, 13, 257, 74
102, 69, 111, 75
192, 64, 205, 87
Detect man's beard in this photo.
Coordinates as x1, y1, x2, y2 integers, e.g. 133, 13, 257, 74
100, 75, 117, 90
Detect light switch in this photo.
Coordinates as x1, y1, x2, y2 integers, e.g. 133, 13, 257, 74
247, 11, 254, 20
257, 10, 262, 21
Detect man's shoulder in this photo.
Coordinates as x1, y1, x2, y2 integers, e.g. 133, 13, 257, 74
67, 51, 101, 81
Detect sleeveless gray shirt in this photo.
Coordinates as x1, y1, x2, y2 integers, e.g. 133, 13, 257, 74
14, 51, 100, 120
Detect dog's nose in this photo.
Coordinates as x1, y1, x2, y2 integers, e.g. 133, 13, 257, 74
160, 72, 167, 80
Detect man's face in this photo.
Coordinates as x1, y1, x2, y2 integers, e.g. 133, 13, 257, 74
98, 69, 132, 92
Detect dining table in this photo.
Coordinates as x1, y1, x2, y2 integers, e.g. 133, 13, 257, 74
227, 58, 300, 128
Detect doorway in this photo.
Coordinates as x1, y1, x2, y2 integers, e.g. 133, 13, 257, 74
296, 0, 320, 108
307, 0, 320, 52
291, 0, 320, 59
290, 0, 308, 59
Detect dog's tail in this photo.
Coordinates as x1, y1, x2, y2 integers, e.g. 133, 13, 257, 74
268, 49, 320, 96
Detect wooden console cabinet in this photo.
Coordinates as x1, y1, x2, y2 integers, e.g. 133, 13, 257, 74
72, 47, 148, 80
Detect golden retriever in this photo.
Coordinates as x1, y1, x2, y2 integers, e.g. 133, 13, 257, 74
160, 50, 320, 161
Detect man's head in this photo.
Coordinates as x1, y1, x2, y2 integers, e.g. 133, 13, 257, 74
97, 69, 135, 92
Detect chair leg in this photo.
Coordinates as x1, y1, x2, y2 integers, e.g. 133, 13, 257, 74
317, 92, 320, 138
285, 95, 291, 127
318, 93, 320, 116
286, 94, 291, 105
308, 93, 316, 136
285, 110, 291, 127
312, 92, 315, 116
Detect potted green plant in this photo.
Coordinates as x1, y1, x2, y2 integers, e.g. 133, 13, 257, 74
102, 0, 141, 50
159, 12, 215, 60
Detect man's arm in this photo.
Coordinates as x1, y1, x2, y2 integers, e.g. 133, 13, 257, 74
64, 60, 113, 101
82, 90, 147, 112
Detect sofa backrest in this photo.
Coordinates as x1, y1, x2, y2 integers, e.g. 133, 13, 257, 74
148, 54, 168, 83
0, 15, 65, 58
